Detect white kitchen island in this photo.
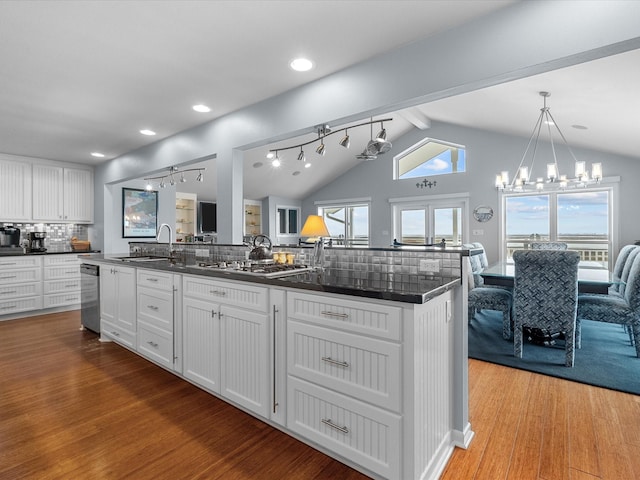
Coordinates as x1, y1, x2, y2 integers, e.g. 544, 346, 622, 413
82, 251, 474, 480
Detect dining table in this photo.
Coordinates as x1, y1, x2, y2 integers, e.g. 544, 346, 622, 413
480, 261, 622, 294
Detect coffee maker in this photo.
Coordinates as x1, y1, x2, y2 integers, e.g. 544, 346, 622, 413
28, 232, 47, 253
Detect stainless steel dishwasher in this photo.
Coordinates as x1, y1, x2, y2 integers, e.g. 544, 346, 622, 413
80, 263, 100, 334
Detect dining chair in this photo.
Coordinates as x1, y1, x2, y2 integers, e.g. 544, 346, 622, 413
530, 242, 568, 250
577, 251, 640, 357
513, 250, 580, 367
465, 253, 513, 340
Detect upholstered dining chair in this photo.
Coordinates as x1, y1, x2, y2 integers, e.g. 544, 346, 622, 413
530, 242, 568, 250
577, 251, 640, 357
513, 250, 580, 367
465, 253, 513, 340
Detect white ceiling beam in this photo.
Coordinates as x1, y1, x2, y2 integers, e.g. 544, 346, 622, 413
398, 108, 432, 130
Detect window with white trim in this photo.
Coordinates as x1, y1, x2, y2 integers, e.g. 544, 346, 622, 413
394, 138, 466, 180
502, 187, 614, 266
317, 202, 369, 247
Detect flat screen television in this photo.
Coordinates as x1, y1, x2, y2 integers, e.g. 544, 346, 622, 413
198, 201, 217, 233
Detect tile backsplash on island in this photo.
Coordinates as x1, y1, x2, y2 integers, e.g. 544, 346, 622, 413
0, 222, 89, 252
129, 241, 464, 281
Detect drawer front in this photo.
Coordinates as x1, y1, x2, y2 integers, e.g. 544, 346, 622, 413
0, 268, 41, 285
44, 255, 81, 267
287, 291, 402, 341
137, 325, 173, 368
183, 275, 268, 311
43, 291, 81, 308
137, 269, 174, 291
101, 319, 136, 349
44, 265, 80, 280
288, 321, 401, 412
43, 278, 81, 294
287, 377, 401, 479
0, 296, 43, 316
0, 282, 42, 300
137, 286, 173, 332
0, 256, 41, 269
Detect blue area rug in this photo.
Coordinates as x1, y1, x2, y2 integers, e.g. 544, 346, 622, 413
468, 310, 640, 395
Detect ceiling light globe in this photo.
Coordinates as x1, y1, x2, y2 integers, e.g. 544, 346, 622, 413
272, 158, 281, 167
290, 58, 313, 72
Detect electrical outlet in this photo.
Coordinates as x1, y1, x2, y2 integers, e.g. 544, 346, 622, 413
419, 259, 440, 273
195, 249, 209, 257
472, 229, 484, 236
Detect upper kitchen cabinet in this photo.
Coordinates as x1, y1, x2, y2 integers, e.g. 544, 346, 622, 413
0, 159, 32, 221
32, 165, 94, 223
175, 192, 197, 242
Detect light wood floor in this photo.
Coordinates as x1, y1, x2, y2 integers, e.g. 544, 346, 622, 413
1, 312, 639, 479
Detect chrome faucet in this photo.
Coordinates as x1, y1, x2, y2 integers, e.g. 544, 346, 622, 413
156, 223, 174, 257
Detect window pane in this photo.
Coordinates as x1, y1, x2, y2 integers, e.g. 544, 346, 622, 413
322, 207, 345, 243
288, 209, 298, 234
434, 207, 462, 246
401, 209, 426, 244
397, 140, 466, 179
350, 206, 369, 245
557, 191, 609, 265
505, 195, 549, 257
277, 208, 286, 234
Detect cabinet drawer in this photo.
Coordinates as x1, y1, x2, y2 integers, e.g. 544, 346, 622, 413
287, 291, 402, 341
137, 269, 174, 291
287, 377, 401, 480
288, 321, 401, 412
137, 286, 173, 332
183, 274, 268, 311
137, 325, 173, 368
0, 268, 41, 286
44, 278, 81, 294
44, 255, 81, 267
101, 319, 136, 349
0, 282, 42, 300
0, 256, 41, 269
0, 296, 43, 315
43, 291, 81, 308
44, 265, 80, 281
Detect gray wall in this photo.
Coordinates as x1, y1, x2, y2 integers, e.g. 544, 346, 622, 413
302, 120, 639, 263
92, 1, 640, 253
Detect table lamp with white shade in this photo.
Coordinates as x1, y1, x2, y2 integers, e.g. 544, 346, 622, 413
300, 215, 330, 269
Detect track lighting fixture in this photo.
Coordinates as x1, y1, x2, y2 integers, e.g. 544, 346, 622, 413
266, 117, 393, 164
144, 166, 206, 190
272, 151, 281, 167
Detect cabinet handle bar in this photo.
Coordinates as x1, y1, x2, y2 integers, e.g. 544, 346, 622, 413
321, 419, 349, 434
321, 357, 350, 368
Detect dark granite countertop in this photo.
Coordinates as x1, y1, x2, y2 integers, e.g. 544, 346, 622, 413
80, 253, 461, 304
0, 249, 101, 256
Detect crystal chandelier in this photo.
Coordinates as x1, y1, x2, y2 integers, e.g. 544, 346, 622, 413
495, 91, 602, 192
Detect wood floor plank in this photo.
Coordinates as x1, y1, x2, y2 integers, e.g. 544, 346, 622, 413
567, 382, 600, 477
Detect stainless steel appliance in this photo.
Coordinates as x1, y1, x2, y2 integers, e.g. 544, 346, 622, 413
28, 231, 47, 253
80, 264, 100, 333
0, 226, 20, 247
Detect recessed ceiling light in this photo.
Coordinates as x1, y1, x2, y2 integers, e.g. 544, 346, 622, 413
140, 129, 156, 136
572, 124, 588, 130
292, 171, 301, 176
290, 57, 313, 72
253, 162, 263, 168
91, 152, 105, 158
192, 104, 211, 113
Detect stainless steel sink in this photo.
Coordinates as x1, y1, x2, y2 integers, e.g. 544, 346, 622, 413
114, 256, 170, 262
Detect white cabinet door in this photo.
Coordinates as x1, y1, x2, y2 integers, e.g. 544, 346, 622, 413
220, 304, 269, 417
182, 297, 221, 393
100, 267, 117, 324
32, 164, 64, 221
0, 159, 31, 221
64, 168, 93, 222
115, 266, 136, 331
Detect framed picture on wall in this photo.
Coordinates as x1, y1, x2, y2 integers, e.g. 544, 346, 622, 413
122, 187, 158, 238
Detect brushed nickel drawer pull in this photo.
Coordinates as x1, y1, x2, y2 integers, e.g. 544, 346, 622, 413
1, 262, 17, 266
1, 290, 17, 295
111, 331, 120, 337
0, 305, 16, 310
0, 275, 17, 280
147, 341, 159, 348
65, 270, 76, 274
147, 305, 159, 310
320, 310, 349, 319
209, 290, 226, 296
322, 357, 350, 368
66, 283, 78, 288
321, 418, 349, 434
146, 278, 159, 282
